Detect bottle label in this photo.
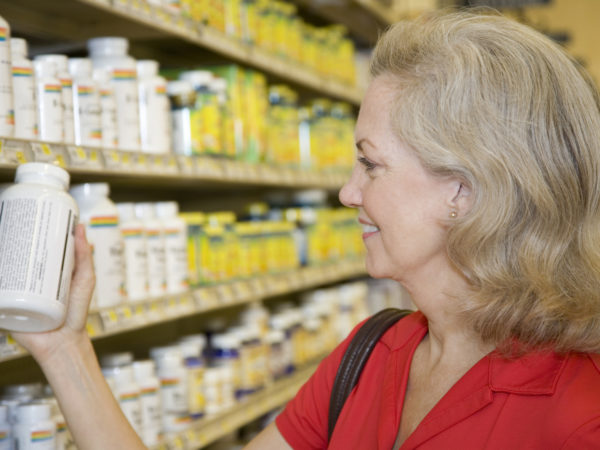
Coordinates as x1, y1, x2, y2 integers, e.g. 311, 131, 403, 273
86, 215, 125, 307
146, 228, 166, 296
99, 89, 118, 148
0, 198, 76, 305
38, 82, 63, 142
110, 69, 140, 150
0, 29, 14, 136
139, 386, 161, 430
159, 376, 187, 412
74, 84, 102, 146
12, 66, 38, 140
121, 226, 148, 301
118, 390, 142, 434
59, 77, 75, 144
139, 79, 170, 153
164, 228, 189, 293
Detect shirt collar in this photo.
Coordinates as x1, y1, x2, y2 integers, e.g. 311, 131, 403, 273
381, 310, 568, 396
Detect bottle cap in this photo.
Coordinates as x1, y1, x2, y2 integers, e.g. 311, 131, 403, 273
35, 54, 69, 73
166, 80, 194, 96
92, 68, 111, 85
2, 383, 43, 401
15, 163, 70, 191
116, 202, 137, 222
134, 202, 156, 220
16, 403, 51, 423
100, 352, 134, 368
10, 38, 28, 58
68, 58, 93, 78
33, 58, 58, 78
0, 404, 7, 422
136, 60, 159, 78
70, 182, 110, 200
179, 70, 213, 89
178, 340, 202, 360
154, 201, 179, 218
132, 360, 157, 381
178, 333, 206, 349
210, 77, 227, 92
87, 37, 129, 57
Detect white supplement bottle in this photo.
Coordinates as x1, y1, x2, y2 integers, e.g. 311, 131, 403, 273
70, 183, 125, 309
177, 338, 205, 419
134, 203, 166, 298
0, 404, 11, 450
14, 403, 55, 450
100, 352, 143, 436
132, 360, 162, 447
116, 202, 148, 302
0, 163, 77, 332
68, 58, 102, 147
155, 202, 188, 294
93, 68, 118, 149
32, 58, 63, 143
34, 55, 74, 144
137, 60, 170, 154
149, 345, 188, 431
10, 38, 37, 140
166, 80, 195, 156
88, 37, 140, 151
0, 15, 13, 138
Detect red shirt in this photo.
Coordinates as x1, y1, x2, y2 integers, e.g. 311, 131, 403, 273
276, 312, 600, 449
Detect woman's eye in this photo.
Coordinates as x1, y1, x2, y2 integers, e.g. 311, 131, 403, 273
358, 156, 376, 171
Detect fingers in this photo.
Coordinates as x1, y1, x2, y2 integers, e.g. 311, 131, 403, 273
65, 224, 96, 330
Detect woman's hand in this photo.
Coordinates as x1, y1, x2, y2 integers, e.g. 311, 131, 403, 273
11, 224, 95, 363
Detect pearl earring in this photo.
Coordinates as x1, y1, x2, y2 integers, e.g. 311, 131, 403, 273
449, 210, 458, 218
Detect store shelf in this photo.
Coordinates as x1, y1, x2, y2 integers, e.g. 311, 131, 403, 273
0, 0, 364, 105
0, 138, 351, 189
153, 361, 318, 450
0, 259, 366, 363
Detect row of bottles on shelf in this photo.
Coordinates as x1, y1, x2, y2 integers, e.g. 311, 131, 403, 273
0, 281, 373, 449
132, 0, 357, 85
0, 24, 357, 171
73, 182, 363, 310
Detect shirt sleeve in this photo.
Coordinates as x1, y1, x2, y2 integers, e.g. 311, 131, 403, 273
560, 416, 600, 449
275, 319, 368, 450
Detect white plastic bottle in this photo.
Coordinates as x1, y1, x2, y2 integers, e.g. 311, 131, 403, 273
135, 203, 166, 298
0, 15, 14, 138
88, 37, 140, 151
132, 360, 162, 447
149, 345, 189, 432
137, 60, 170, 154
177, 337, 205, 419
70, 183, 125, 309
0, 163, 77, 332
68, 58, 102, 147
32, 58, 63, 143
155, 202, 188, 294
34, 55, 74, 144
10, 38, 37, 140
14, 403, 55, 450
166, 80, 195, 156
116, 202, 148, 302
93, 68, 118, 149
100, 352, 143, 436
0, 404, 11, 450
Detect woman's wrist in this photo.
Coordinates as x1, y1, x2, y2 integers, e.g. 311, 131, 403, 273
29, 328, 92, 369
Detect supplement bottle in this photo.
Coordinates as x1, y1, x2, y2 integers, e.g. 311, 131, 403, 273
134, 203, 166, 298
155, 202, 188, 294
40, 395, 69, 450
149, 345, 189, 432
88, 37, 140, 151
0, 404, 10, 450
100, 352, 143, 435
179, 70, 216, 155
116, 203, 148, 302
166, 80, 195, 156
34, 55, 74, 144
137, 60, 170, 154
70, 183, 125, 309
68, 58, 102, 147
0, 15, 13, 138
0, 163, 77, 332
210, 332, 241, 398
14, 403, 55, 450
177, 338, 205, 419
132, 360, 162, 447
93, 68, 118, 149
10, 38, 37, 140
32, 58, 63, 143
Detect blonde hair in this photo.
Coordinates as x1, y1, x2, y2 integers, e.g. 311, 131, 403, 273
371, 10, 600, 353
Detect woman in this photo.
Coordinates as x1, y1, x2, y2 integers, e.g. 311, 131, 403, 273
13, 9, 600, 450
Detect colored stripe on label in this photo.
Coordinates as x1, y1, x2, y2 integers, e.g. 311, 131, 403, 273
100, 90, 113, 97
78, 86, 95, 96
0, 431, 7, 441
12, 67, 33, 77
60, 79, 73, 88
120, 392, 139, 402
155, 85, 167, 95
44, 84, 62, 93
0, 28, 7, 41
164, 229, 180, 236
140, 387, 158, 396
146, 230, 161, 237
90, 216, 119, 227
89, 130, 102, 139
31, 430, 54, 442
160, 378, 180, 387
112, 70, 136, 81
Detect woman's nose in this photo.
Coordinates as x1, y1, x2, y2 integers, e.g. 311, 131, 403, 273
339, 169, 362, 208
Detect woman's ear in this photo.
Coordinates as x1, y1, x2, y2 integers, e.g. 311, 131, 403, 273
448, 181, 473, 217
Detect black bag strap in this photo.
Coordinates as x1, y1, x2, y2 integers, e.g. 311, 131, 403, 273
327, 308, 413, 442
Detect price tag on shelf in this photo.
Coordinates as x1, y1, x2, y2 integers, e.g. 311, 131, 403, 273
177, 155, 194, 175
178, 295, 194, 313
30, 142, 62, 166
99, 309, 120, 331
171, 435, 186, 450
232, 280, 251, 299
216, 284, 235, 303
166, 297, 179, 315
86, 322, 97, 337
0, 139, 30, 164
193, 287, 218, 309
164, 155, 178, 174
147, 301, 162, 322
104, 149, 122, 170
120, 151, 133, 168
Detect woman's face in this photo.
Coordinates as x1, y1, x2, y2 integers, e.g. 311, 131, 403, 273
339, 76, 462, 283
